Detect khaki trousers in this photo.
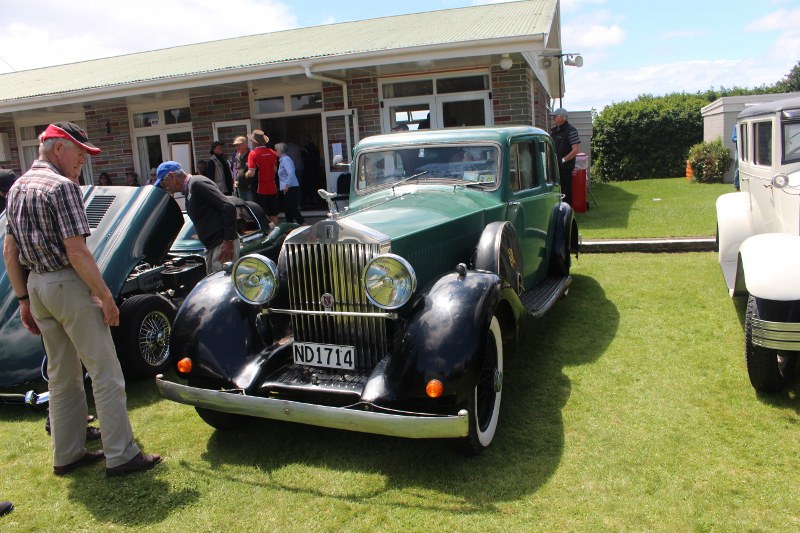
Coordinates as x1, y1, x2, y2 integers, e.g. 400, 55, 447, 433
29, 268, 140, 468
205, 238, 241, 275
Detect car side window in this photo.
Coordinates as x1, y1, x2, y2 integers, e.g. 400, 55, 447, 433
739, 123, 748, 162
511, 141, 541, 193
754, 121, 772, 166
537, 139, 557, 184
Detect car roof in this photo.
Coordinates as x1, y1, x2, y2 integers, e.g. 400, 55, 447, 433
738, 96, 800, 119
354, 126, 549, 151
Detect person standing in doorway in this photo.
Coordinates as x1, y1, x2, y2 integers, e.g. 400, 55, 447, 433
245, 130, 279, 228
3, 122, 161, 477
205, 141, 233, 195
231, 136, 253, 201
275, 143, 305, 224
155, 161, 240, 274
549, 108, 580, 206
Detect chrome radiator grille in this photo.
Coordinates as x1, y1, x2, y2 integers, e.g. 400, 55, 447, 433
285, 242, 387, 373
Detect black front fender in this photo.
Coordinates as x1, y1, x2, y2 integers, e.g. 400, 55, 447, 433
171, 272, 269, 385
362, 270, 505, 408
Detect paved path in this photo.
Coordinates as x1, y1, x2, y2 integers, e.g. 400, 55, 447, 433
580, 237, 716, 253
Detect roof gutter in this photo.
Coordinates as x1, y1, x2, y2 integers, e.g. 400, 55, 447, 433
304, 66, 348, 110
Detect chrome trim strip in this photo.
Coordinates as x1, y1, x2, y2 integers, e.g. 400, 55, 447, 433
751, 318, 800, 350
266, 308, 397, 319
156, 376, 469, 439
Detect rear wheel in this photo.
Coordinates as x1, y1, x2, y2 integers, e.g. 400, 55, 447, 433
745, 295, 798, 392
113, 294, 176, 379
455, 315, 503, 456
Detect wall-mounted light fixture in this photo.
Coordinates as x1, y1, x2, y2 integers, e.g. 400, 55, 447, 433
499, 53, 513, 70
540, 52, 585, 107
540, 57, 552, 69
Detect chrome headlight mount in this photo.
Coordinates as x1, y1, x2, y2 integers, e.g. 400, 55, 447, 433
362, 254, 416, 310
231, 254, 279, 305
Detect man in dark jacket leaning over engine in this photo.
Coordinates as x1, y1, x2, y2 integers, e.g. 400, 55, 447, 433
155, 161, 240, 274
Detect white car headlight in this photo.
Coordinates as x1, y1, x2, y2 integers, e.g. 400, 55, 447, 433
231, 254, 279, 305
362, 254, 416, 309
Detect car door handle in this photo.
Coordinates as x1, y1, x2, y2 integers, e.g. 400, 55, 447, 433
508, 201, 520, 207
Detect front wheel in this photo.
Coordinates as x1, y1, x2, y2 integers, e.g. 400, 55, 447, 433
188, 379, 253, 431
745, 295, 798, 392
455, 315, 503, 456
113, 294, 176, 379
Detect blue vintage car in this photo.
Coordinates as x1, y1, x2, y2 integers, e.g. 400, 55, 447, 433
157, 126, 579, 454
0, 185, 291, 406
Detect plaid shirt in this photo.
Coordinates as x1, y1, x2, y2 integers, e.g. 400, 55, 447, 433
5, 160, 90, 273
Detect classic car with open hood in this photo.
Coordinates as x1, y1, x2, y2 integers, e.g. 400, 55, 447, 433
0, 185, 290, 406
157, 126, 580, 454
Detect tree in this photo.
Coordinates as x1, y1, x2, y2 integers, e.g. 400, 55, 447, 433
774, 61, 800, 93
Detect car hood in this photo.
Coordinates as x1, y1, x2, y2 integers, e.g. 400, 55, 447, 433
291, 184, 504, 289
343, 184, 500, 241
0, 185, 183, 389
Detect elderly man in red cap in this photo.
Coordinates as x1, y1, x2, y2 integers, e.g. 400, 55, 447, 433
3, 122, 161, 477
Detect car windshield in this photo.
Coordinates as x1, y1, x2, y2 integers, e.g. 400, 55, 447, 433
355, 145, 499, 191
783, 120, 800, 164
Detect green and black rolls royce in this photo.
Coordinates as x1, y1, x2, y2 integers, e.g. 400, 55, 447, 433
157, 126, 579, 454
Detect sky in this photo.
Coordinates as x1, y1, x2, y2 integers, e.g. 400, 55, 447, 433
0, 0, 797, 111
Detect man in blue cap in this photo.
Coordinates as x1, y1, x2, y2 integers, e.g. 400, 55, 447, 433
155, 161, 240, 274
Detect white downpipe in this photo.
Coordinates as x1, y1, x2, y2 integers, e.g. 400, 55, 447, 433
305, 67, 352, 152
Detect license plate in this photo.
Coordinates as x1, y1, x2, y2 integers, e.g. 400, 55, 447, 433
293, 342, 355, 370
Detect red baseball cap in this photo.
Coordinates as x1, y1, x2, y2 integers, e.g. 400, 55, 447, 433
40, 122, 101, 155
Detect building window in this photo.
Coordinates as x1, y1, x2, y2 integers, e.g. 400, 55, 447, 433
165, 107, 191, 125
436, 75, 488, 94
255, 97, 286, 115
382, 80, 434, 98
291, 92, 323, 111
133, 111, 160, 128
380, 72, 492, 132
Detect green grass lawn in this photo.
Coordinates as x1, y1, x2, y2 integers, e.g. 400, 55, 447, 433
575, 177, 732, 239
2, 253, 797, 531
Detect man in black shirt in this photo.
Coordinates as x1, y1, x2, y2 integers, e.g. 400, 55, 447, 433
549, 108, 581, 206
155, 161, 240, 274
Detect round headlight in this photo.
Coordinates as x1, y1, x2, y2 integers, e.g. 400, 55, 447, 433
362, 254, 416, 309
231, 254, 279, 305
772, 173, 789, 189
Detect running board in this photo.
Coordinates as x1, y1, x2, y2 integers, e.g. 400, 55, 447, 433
520, 276, 571, 318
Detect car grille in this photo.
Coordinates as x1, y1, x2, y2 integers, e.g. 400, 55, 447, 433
284, 242, 387, 373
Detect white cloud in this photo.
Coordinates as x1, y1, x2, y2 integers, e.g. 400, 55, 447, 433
659, 30, 706, 39
562, 23, 625, 50
0, 0, 297, 73
746, 8, 800, 31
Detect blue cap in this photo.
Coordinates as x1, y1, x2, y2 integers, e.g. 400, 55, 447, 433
155, 161, 181, 187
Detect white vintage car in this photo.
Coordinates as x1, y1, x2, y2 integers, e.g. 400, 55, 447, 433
716, 96, 800, 392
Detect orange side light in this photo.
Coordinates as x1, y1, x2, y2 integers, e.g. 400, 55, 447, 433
176, 358, 193, 374
425, 379, 443, 398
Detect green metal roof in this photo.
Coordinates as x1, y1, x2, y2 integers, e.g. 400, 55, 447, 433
0, 0, 556, 105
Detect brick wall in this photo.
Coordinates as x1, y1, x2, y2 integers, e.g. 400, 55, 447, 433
491, 62, 534, 126
84, 106, 134, 184
190, 85, 250, 165
349, 74, 380, 139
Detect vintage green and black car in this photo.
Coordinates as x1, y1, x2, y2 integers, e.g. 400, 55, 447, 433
0, 185, 291, 407
157, 126, 579, 454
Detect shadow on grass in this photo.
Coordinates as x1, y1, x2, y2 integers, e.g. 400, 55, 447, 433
171, 274, 619, 515
573, 182, 637, 233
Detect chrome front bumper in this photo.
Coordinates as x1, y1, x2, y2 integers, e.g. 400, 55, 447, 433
751, 318, 800, 351
155, 375, 469, 439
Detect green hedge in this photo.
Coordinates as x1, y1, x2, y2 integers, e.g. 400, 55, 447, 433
591, 94, 708, 182
688, 139, 731, 183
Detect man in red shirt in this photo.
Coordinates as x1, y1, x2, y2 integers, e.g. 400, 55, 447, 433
245, 130, 279, 227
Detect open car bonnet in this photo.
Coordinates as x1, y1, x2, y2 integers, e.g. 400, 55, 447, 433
0, 185, 183, 389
